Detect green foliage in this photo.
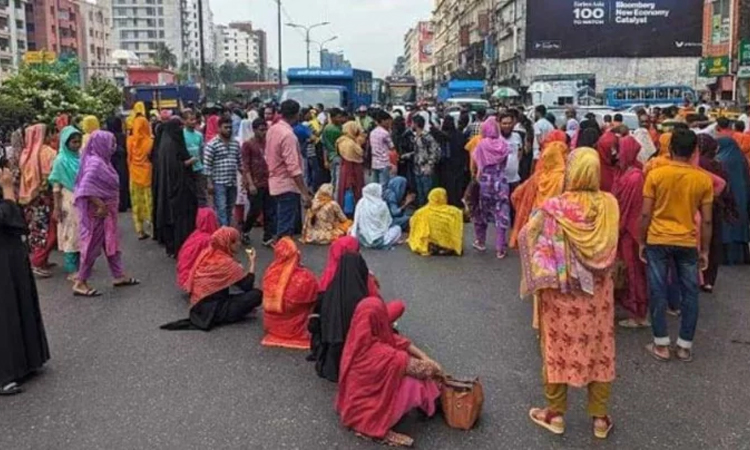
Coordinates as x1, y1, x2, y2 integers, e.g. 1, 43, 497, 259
151, 43, 178, 69
0, 65, 123, 127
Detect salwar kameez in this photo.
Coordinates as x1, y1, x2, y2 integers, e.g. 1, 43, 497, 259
24, 192, 56, 269
471, 164, 510, 253
77, 200, 125, 282
130, 182, 152, 235
54, 187, 80, 274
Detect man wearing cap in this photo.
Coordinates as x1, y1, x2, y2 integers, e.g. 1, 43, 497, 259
355, 106, 374, 132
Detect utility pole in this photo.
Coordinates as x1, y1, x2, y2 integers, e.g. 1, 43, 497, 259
285, 22, 330, 68
197, 0, 205, 96
277, 0, 283, 92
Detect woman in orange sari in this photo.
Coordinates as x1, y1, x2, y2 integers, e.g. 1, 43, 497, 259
520, 147, 619, 440
508, 132, 567, 248
261, 237, 319, 349
127, 103, 154, 239
533, 141, 566, 208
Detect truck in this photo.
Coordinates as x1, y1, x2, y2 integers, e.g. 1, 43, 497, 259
122, 85, 201, 111
437, 80, 486, 103
281, 68, 373, 112
384, 76, 417, 106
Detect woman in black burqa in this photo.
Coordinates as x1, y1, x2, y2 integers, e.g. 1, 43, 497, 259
106, 116, 131, 212
153, 118, 197, 257
0, 168, 50, 396
310, 252, 371, 382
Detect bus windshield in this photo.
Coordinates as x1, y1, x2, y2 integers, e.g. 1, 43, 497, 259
388, 85, 416, 104
281, 87, 342, 109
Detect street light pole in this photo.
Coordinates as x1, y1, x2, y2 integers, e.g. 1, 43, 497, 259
197, 0, 205, 97
285, 22, 330, 68
277, 0, 282, 92
312, 36, 338, 68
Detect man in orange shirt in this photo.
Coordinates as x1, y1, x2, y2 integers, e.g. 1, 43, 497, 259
732, 120, 750, 167
639, 128, 713, 363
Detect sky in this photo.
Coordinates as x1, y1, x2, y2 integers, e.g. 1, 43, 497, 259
210, 0, 433, 77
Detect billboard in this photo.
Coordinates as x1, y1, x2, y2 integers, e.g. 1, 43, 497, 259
418, 21, 433, 64
526, 0, 704, 58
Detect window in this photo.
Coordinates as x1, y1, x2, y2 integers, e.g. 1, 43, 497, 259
146, 30, 155, 38
157, 7, 163, 15
148, 42, 156, 49
158, 18, 163, 26
712, 0, 731, 44
88, 11, 93, 20
89, 29, 93, 37
16, 39, 24, 50
15, 20, 23, 29
145, 7, 154, 15
159, 30, 164, 38
146, 19, 155, 26
13, 0, 20, 9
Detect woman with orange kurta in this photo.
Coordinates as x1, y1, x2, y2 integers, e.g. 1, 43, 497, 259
261, 237, 319, 349
519, 147, 619, 440
127, 103, 154, 239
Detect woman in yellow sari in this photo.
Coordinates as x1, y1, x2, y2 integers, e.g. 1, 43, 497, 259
127, 103, 154, 239
533, 141, 567, 208
80, 115, 101, 150
301, 183, 351, 245
408, 188, 464, 256
519, 147, 619, 440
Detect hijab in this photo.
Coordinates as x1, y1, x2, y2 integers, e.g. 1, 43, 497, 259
310, 183, 335, 215
74, 130, 119, 204
186, 227, 246, 306
350, 183, 393, 246
127, 110, 154, 186
337, 121, 365, 163
262, 237, 304, 313
18, 124, 51, 204
383, 176, 407, 207
408, 188, 464, 256
205, 115, 220, 142
596, 131, 619, 192
472, 117, 509, 173
320, 253, 372, 348
335, 297, 412, 439
176, 208, 220, 290
48, 126, 82, 192
612, 136, 645, 241
519, 148, 619, 296
535, 141, 566, 207
319, 236, 380, 295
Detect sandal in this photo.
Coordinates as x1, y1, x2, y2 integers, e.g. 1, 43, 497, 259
496, 251, 507, 260
472, 241, 487, 252
355, 431, 414, 448
674, 346, 693, 362
666, 308, 681, 317
618, 318, 650, 329
73, 287, 102, 298
700, 284, 713, 294
645, 343, 671, 362
113, 278, 140, 288
0, 382, 23, 396
32, 267, 52, 278
593, 415, 614, 439
137, 234, 149, 241
529, 407, 565, 435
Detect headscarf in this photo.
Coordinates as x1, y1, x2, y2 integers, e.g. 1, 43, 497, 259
176, 208, 220, 290
320, 253, 372, 351
519, 148, 619, 296
55, 114, 70, 132
48, 126, 82, 192
335, 297, 412, 439
382, 176, 407, 208
81, 115, 101, 147
658, 132, 672, 156
205, 115, 220, 142
350, 183, 393, 247
127, 112, 154, 187
632, 126, 657, 163
74, 130, 119, 203
612, 136, 645, 240
186, 227, 246, 306
336, 121, 364, 163
542, 129, 568, 148
310, 183, 335, 215
408, 187, 464, 256
472, 117, 509, 173
534, 141, 566, 208
18, 124, 53, 204
126, 101, 146, 131
318, 236, 380, 295
263, 237, 307, 313
595, 131, 619, 192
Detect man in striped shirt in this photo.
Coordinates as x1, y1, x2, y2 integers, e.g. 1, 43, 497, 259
203, 116, 241, 226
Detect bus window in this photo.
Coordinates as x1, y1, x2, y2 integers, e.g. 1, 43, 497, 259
670, 88, 682, 98
615, 90, 625, 100
657, 88, 667, 99
628, 89, 640, 100
644, 89, 655, 99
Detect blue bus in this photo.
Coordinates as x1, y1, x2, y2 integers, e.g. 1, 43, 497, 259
604, 85, 696, 109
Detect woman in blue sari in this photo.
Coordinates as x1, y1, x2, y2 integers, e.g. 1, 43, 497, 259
716, 135, 750, 265
382, 176, 414, 231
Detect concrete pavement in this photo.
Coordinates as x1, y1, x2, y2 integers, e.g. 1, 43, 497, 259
2, 216, 749, 449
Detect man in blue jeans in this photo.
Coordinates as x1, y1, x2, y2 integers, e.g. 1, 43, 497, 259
639, 127, 713, 362
204, 117, 241, 226
265, 99, 312, 240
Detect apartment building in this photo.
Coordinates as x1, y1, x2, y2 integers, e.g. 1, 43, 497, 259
80, 0, 113, 80
0, 0, 28, 76
216, 24, 255, 68
25, 0, 83, 56
111, 0, 182, 65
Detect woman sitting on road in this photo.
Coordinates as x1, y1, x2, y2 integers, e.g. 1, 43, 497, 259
382, 176, 415, 231
261, 237, 319, 349
176, 207, 220, 291
336, 297, 442, 448
162, 227, 262, 331
349, 183, 402, 249
408, 187, 464, 256
318, 236, 380, 295
519, 147, 618, 439
311, 251, 405, 382
301, 183, 352, 245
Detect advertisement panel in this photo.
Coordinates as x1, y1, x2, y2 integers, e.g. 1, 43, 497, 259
418, 21, 433, 64
526, 0, 704, 58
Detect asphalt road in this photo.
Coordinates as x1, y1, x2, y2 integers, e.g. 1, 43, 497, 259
2, 216, 750, 450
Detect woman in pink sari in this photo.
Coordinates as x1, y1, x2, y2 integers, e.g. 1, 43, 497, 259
176, 208, 220, 290
612, 136, 649, 328
72, 131, 139, 297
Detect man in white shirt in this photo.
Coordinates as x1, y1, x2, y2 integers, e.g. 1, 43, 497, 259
565, 107, 579, 138
533, 105, 555, 160
738, 105, 750, 131
498, 112, 522, 187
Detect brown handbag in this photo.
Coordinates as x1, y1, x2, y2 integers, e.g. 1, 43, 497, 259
440, 376, 484, 430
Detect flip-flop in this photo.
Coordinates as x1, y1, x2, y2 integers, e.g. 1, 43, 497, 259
113, 278, 140, 288
645, 343, 671, 362
0, 383, 23, 396
73, 288, 102, 298
674, 346, 693, 363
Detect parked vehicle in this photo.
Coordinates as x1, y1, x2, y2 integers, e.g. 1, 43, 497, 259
281, 68, 373, 112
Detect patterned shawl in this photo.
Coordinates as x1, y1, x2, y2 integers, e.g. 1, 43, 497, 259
519, 148, 619, 297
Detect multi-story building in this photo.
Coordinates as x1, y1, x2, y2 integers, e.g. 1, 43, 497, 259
431, 0, 460, 84
700, 0, 750, 102
182, 0, 214, 69
403, 20, 433, 95
25, 0, 83, 56
80, 0, 113, 80
320, 48, 350, 69
112, 0, 182, 66
216, 24, 256, 69
228, 22, 263, 71
0, 0, 29, 77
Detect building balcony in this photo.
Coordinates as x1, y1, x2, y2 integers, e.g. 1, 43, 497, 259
0, 46, 12, 56
0, 27, 8, 38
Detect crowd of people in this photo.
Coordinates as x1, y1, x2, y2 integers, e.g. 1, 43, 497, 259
2, 96, 749, 446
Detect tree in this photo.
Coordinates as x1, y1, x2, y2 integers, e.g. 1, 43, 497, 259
84, 77, 124, 118
233, 63, 259, 82
151, 43, 178, 69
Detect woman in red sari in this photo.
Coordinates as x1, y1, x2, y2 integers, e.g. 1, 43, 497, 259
336, 297, 442, 447
596, 131, 619, 192
176, 208, 220, 290
612, 136, 649, 328
261, 237, 319, 349
318, 236, 379, 295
